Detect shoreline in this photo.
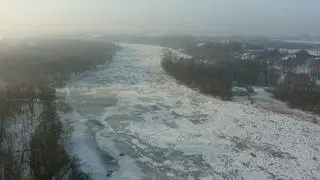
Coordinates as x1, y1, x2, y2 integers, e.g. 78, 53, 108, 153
57, 86, 116, 179
234, 87, 320, 124
57, 84, 144, 179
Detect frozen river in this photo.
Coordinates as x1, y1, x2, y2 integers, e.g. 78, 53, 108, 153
58, 43, 320, 180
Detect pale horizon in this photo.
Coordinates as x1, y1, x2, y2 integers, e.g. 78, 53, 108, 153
1, 0, 320, 37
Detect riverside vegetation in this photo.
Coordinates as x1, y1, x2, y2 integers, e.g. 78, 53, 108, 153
0, 38, 116, 180
161, 40, 320, 116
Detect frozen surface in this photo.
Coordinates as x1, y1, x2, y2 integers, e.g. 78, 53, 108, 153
61, 43, 320, 180
234, 87, 320, 124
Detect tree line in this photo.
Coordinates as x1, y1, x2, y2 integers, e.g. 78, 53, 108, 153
162, 41, 320, 117
161, 42, 274, 99
0, 38, 116, 180
161, 51, 232, 100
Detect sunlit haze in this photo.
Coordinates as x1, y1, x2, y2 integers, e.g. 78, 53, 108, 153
1, 1, 320, 180
0, 0, 320, 36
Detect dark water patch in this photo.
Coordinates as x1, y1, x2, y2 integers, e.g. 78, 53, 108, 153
56, 101, 73, 113
257, 166, 277, 179
76, 104, 106, 116
269, 150, 297, 160
230, 136, 250, 152
90, 96, 118, 107
96, 146, 119, 170
83, 116, 120, 172
163, 120, 179, 129
189, 114, 209, 124
87, 119, 105, 129
133, 104, 158, 112
105, 114, 144, 124
69, 96, 118, 116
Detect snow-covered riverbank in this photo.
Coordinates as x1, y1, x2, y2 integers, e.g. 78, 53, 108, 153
58, 43, 320, 180
234, 87, 320, 124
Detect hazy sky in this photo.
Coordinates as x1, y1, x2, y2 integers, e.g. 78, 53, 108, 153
0, 0, 319, 36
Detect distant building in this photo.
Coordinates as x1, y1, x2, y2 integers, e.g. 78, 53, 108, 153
240, 53, 256, 60
280, 54, 296, 60
248, 49, 265, 53
279, 48, 320, 56
279, 49, 289, 54
307, 49, 320, 56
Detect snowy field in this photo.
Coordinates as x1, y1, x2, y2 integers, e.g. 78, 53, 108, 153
57, 43, 320, 180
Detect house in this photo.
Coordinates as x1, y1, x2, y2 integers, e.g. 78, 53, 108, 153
240, 53, 255, 60
280, 54, 296, 60
307, 49, 320, 56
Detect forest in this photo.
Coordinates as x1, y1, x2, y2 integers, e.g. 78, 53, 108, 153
0, 38, 116, 180
161, 51, 233, 100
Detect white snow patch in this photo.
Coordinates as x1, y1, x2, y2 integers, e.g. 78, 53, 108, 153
197, 43, 206, 47
131, 139, 138, 144
163, 160, 172, 165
